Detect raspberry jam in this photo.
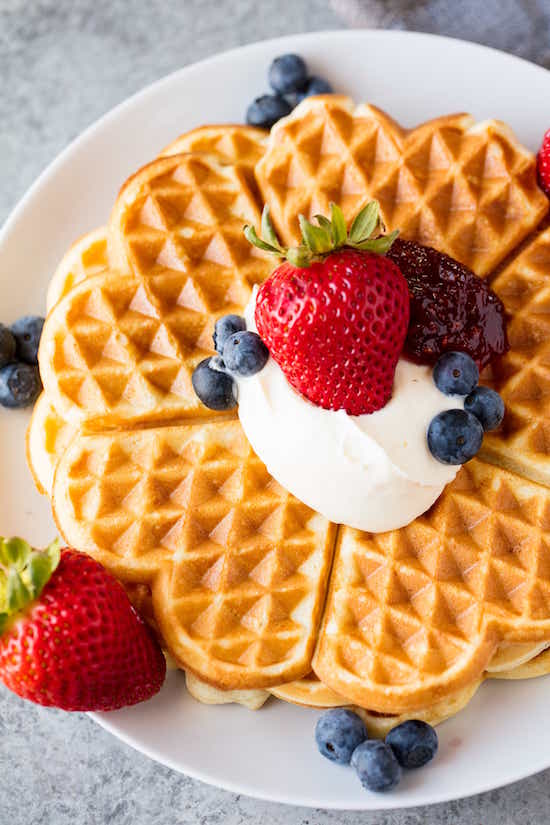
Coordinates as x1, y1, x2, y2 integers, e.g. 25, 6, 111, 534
387, 239, 509, 369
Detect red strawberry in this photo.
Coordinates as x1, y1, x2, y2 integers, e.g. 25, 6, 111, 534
245, 202, 409, 415
0, 538, 165, 711
538, 128, 550, 196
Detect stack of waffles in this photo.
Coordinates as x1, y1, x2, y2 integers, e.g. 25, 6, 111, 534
28, 96, 550, 734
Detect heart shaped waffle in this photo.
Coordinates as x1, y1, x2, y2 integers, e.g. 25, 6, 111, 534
33, 127, 269, 489
255, 96, 547, 277
39, 151, 273, 426
481, 226, 550, 486
52, 420, 335, 688
33, 111, 550, 714
314, 459, 550, 711
159, 124, 267, 172
45, 125, 267, 314
31, 130, 269, 492
46, 227, 110, 313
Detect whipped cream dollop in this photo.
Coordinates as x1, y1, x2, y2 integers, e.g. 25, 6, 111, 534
235, 289, 463, 533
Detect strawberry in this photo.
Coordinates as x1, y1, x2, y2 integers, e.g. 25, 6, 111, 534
244, 202, 409, 415
538, 128, 550, 196
0, 538, 165, 711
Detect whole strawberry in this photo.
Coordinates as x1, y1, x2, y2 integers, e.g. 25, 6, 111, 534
245, 202, 409, 415
538, 128, 550, 196
0, 538, 165, 711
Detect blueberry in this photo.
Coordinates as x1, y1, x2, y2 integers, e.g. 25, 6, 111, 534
351, 740, 402, 792
386, 720, 438, 769
0, 363, 42, 409
191, 357, 237, 411
285, 77, 334, 108
433, 351, 479, 396
246, 95, 292, 129
428, 409, 484, 465
298, 76, 333, 101
0, 325, 16, 369
213, 315, 246, 355
464, 386, 505, 432
315, 708, 368, 765
10, 315, 45, 365
268, 54, 308, 94
223, 331, 269, 376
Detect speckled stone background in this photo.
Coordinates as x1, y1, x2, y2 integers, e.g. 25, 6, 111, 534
1, 1, 550, 822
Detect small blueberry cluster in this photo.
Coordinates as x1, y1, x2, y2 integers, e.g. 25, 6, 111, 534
246, 54, 333, 130
315, 708, 438, 793
192, 314, 269, 410
428, 352, 505, 465
0, 316, 44, 409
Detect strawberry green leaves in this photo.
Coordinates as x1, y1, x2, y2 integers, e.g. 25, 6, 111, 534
28, 540, 61, 598
349, 201, 379, 245
1, 537, 31, 570
261, 206, 284, 253
354, 230, 399, 254
298, 215, 334, 255
0, 537, 61, 634
330, 203, 347, 248
286, 246, 314, 268
244, 200, 398, 267
7, 567, 29, 612
243, 206, 285, 256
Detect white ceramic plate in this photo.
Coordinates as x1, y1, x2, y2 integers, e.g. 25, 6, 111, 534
1, 30, 550, 810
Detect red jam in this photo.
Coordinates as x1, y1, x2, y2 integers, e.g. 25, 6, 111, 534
387, 239, 509, 369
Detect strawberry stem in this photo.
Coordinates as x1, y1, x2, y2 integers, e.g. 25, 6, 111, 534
244, 200, 399, 268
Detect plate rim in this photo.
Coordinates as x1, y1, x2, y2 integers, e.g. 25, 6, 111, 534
91, 678, 550, 810
3, 27, 550, 810
2, 27, 549, 245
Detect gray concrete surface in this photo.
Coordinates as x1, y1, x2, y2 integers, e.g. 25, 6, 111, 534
1, 1, 550, 822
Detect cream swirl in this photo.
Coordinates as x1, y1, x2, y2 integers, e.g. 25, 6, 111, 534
235, 289, 462, 533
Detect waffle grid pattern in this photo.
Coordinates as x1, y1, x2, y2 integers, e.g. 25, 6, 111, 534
32, 112, 550, 709
53, 421, 336, 687
482, 226, 550, 486
255, 96, 548, 277
314, 459, 550, 711
160, 124, 268, 171
40, 153, 272, 425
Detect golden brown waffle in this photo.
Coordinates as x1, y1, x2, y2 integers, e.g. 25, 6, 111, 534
39, 152, 273, 426
26, 393, 77, 496
160, 125, 267, 171
494, 645, 550, 679
272, 639, 550, 708
184, 669, 480, 734
186, 641, 550, 734
255, 96, 547, 277
271, 673, 347, 708
32, 226, 112, 493
485, 640, 550, 672
184, 668, 481, 736
183, 667, 477, 730
314, 458, 550, 713
33, 113, 550, 714
186, 670, 269, 709
32, 128, 270, 490
46, 227, 110, 313
355, 681, 482, 738
45, 127, 267, 316
481, 226, 550, 486
52, 419, 336, 688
